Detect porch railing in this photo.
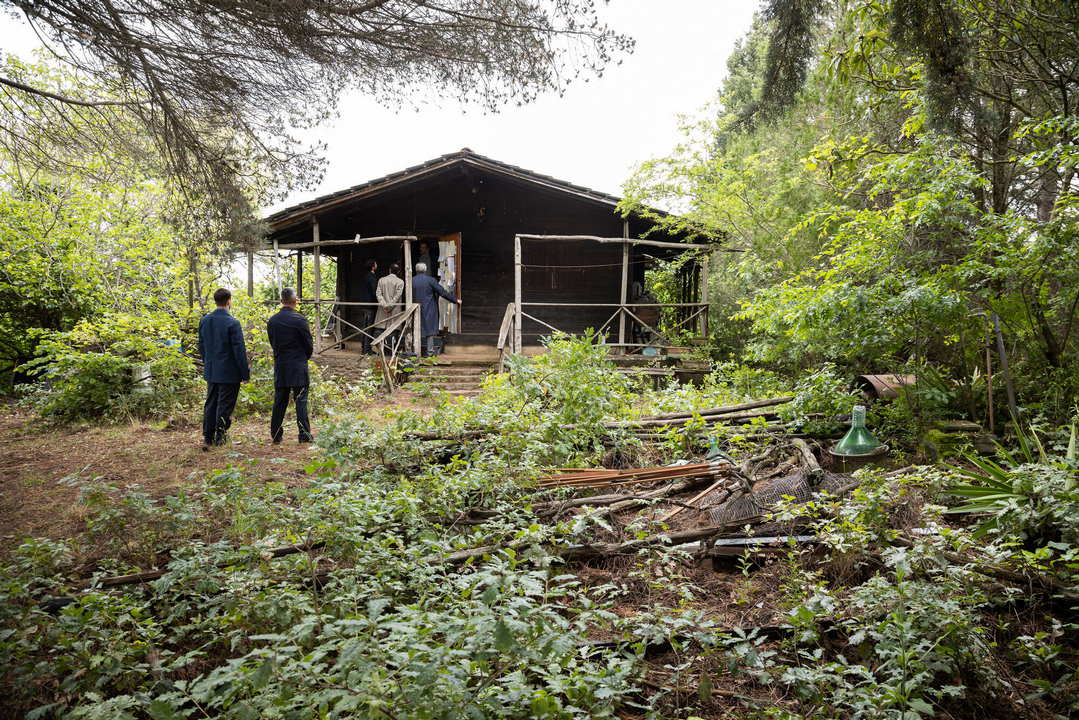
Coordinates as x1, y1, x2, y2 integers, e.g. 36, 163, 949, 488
496, 302, 518, 372
268, 299, 422, 391
369, 304, 420, 391
498, 301, 709, 360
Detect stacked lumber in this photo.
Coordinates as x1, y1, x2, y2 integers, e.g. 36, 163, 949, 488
536, 461, 731, 490
604, 396, 793, 430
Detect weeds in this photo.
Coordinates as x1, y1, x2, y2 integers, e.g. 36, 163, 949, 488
2, 336, 1077, 719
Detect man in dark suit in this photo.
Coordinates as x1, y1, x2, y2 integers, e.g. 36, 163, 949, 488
267, 287, 314, 443
198, 288, 250, 449
358, 259, 378, 355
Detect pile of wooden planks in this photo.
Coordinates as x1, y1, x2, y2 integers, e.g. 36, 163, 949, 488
604, 396, 793, 430
536, 461, 731, 490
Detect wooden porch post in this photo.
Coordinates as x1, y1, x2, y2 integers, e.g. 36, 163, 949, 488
273, 238, 282, 299
699, 252, 710, 338
187, 249, 196, 309
404, 238, 419, 355
312, 218, 321, 351
618, 220, 629, 352
246, 250, 254, 297
296, 251, 303, 298
514, 234, 523, 354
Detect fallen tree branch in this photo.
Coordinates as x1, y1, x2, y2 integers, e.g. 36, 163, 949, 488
604, 409, 780, 429
890, 536, 1079, 603
38, 540, 327, 612
792, 438, 823, 484
629, 396, 794, 422
404, 429, 490, 441
86, 540, 325, 589
430, 519, 759, 566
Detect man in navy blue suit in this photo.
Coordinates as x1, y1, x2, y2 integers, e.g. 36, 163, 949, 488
412, 263, 460, 357
267, 287, 315, 443
197, 288, 250, 449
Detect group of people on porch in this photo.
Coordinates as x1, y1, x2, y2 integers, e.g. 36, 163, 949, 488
356, 241, 460, 358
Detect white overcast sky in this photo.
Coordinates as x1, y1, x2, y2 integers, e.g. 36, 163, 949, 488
1, 1, 760, 213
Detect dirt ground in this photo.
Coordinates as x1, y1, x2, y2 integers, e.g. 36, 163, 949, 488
0, 390, 438, 556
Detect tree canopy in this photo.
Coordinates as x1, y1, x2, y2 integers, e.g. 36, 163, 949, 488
1, 0, 633, 239
623, 0, 1079, 423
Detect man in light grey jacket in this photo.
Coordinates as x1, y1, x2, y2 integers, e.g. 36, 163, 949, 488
373, 263, 405, 346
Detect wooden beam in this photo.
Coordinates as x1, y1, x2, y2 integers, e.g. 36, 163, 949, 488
515, 234, 720, 251
700, 252, 710, 338
272, 238, 282, 299
514, 234, 523, 354
296, 250, 303, 298
313, 219, 321, 352
404, 239, 419, 356
618, 221, 629, 352
521, 302, 706, 308
277, 235, 418, 250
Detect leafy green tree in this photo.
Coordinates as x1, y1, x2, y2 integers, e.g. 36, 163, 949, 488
623, 0, 1079, 422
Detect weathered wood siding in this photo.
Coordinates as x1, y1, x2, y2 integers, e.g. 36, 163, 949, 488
277, 168, 664, 341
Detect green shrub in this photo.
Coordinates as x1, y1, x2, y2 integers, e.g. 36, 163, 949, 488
779, 363, 859, 435
20, 313, 201, 423
416, 331, 638, 466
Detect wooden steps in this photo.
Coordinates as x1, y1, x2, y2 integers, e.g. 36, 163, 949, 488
408, 359, 494, 396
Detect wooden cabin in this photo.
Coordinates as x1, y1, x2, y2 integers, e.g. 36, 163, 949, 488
263, 149, 715, 355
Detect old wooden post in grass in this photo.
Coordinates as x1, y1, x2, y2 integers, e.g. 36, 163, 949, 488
296, 250, 303, 297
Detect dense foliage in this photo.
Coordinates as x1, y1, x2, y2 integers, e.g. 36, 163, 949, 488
623, 0, 1079, 427
1, 337, 1076, 719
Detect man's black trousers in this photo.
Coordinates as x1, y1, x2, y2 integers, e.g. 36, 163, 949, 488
271, 385, 313, 443
360, 309, 374, 354
203, 382, 240, 445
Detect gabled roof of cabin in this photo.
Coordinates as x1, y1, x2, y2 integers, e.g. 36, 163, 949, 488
264, 148, 631, 231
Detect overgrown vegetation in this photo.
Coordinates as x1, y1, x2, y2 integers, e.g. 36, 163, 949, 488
1, 336, 1076, 719
2, 1, 1078, 717
624, 0, 1079, 429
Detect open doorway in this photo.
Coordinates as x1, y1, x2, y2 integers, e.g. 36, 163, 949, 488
410, 234, 462, 334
